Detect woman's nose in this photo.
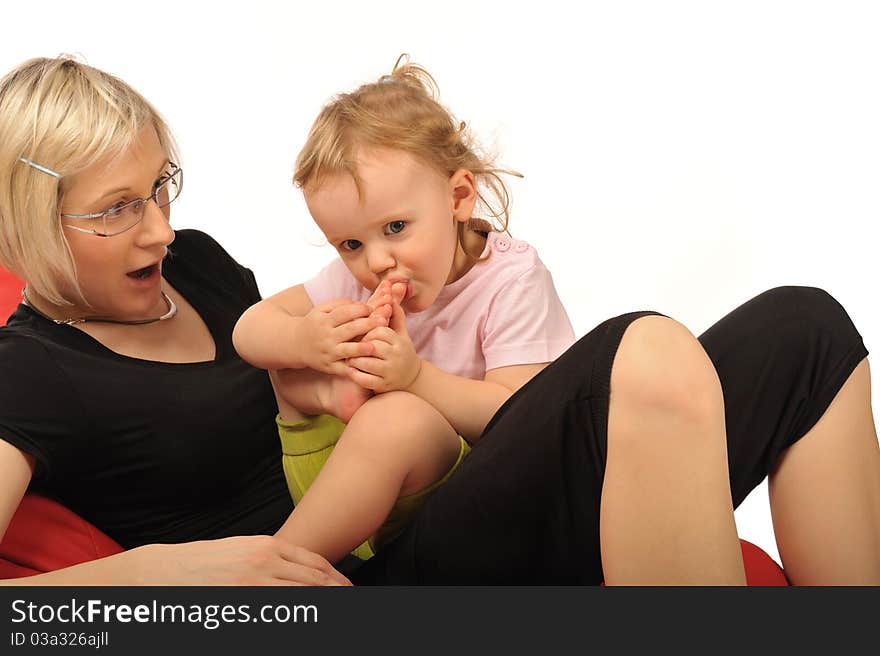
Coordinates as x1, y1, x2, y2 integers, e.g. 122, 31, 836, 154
136, 199, 175, 248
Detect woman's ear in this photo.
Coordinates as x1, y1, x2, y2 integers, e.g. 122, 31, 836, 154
449, 169, 477, 222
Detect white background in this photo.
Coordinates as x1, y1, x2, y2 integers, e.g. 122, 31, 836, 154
4, 0, 878, 568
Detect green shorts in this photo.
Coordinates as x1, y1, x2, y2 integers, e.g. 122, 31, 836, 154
277, 413, 470, 561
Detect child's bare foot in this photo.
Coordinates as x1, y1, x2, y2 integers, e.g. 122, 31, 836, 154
367, 280, 409, 324
317, 375, 373, 424
275, 368, 372, 424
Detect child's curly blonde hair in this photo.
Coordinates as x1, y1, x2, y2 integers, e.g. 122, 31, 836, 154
294, 55, 521, 255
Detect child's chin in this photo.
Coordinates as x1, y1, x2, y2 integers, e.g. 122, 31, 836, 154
404, 295, 433, 314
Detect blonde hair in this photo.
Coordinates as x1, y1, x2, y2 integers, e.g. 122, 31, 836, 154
0, 55, 179, 306
294, 55, 521, 256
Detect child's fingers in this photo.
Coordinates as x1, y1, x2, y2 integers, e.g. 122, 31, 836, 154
361, 326, 397, 344
345, 356, 383, 376
345, 365, 382, 390
326, 360, 353, 377
334, 316, 386, 342
316, 298, 360, 313
327, 302, 372, 327
336, 340, 375, 359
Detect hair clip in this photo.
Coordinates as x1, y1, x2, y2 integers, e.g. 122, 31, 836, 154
18, 156, 61, 178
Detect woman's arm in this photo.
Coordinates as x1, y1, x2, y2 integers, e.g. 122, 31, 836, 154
1, 537, 351, 586
0, 438, 34, 546
0, 438, 350, 586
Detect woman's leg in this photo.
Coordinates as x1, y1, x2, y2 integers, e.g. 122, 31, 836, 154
354, 311, 666, 584
698, 286, 878, 585
768, 358, 880, 584
276, 391, 461, 565
601, 315, 745, 585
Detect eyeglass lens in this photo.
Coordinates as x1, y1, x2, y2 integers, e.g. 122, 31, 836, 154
94, 168, 182, 236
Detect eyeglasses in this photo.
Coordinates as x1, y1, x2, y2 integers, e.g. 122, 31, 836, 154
60, 164, 183, 237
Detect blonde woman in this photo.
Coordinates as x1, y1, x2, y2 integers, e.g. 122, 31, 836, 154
1, 56, 878, 585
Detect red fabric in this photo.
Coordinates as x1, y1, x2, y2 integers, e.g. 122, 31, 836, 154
0, 266, 21, 322
740, 539, 788, 585
0, 494, 124, 578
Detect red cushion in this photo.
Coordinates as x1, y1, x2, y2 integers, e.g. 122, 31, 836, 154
740, 538, 788, 585
0, 266, 22, 323
0, 494, 124, 579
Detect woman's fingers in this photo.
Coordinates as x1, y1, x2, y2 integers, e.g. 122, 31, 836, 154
276, 544, 352, 586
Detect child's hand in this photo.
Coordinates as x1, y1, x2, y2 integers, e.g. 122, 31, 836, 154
298, 299, 386, 376
344, 300, 422, 393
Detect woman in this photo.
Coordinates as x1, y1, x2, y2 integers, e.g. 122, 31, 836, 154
1, 56, 877, 585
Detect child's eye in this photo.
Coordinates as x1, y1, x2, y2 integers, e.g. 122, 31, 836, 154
340, 239, 362, 252
384, 220, 407, 235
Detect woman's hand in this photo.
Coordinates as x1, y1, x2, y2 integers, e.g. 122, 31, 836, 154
2, 535, 352, 586
134, 535, 352, 586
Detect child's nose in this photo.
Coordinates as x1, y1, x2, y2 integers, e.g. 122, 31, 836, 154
366, 246, 395, 275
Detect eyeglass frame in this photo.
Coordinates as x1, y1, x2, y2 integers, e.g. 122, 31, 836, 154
60, 164, 183, 237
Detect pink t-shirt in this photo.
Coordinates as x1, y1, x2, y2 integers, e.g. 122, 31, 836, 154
304, 231, 575, 380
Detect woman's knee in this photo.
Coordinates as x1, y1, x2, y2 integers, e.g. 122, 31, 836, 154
755, 286, 857, 333
611, 315, 724, 424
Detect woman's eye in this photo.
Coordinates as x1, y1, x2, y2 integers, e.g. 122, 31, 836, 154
341, 239, 362, 252
105, 201, 129, 218
385, 220, 406, 235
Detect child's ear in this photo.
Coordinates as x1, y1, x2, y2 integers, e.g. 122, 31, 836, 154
449, 169, 477, 222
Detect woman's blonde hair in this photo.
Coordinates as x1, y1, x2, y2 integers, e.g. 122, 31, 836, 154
294, 55, 521, 256
0, 56, 179, 306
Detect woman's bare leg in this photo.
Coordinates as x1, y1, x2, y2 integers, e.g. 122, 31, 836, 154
600, 316, 745, 585
769, 357, 880, 584
276, 391, 461, 564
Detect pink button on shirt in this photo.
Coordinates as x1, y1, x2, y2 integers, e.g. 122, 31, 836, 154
304, 231, 576, 380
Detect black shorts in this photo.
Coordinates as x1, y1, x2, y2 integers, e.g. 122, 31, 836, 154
352, 286, 869, 584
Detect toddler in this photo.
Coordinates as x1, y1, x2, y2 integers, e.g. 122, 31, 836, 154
233, 57, 575, 564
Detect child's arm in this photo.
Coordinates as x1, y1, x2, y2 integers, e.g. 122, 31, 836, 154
408, 360, 546, 442
232, 284, 382, 374
345, 302, 547, 442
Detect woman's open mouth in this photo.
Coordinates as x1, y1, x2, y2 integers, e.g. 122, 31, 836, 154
127, 263, 159, 281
